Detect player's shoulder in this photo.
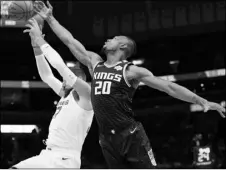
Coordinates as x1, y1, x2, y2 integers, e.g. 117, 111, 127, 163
126, 65, 153, 80
87, 51, 103, 62
87, 51, 103, 68
114, 60, 132, 70
126, 64, 139, 73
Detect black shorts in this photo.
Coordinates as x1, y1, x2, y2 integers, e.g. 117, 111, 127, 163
99, 122, 157, 169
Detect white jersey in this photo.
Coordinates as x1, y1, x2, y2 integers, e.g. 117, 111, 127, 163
46, 90, 94, 154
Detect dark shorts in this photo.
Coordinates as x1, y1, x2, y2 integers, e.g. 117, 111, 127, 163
99, 122, 157, 169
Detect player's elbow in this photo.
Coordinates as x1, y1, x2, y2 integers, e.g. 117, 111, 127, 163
64, 35, 74, 46
41, 75, 54, 85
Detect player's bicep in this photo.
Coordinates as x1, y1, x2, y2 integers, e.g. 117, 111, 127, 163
44, 76, 64, 97
72, 78, 91, 100
141, 76, 171, 93
129, 66, 171, 93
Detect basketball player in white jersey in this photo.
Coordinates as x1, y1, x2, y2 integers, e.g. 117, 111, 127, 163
12, 17, 94, 168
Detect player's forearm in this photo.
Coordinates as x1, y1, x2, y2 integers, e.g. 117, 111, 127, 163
46, 15, 73, 45
40, 43, 65, 70
39, 43, 71, 81
34, 52, 54, 83
46, 16, 90, 66
40, 44, 82, 92
168, 82, 208, 106
32, 34, 66, 72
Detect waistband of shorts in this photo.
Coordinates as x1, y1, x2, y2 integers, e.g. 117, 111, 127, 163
46, 146, 80, 157
99, 121, 142, 137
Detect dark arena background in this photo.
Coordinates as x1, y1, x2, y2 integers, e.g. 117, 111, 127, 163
0, 0, 225, 168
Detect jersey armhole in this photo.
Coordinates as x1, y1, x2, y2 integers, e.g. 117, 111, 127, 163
71, 90, 93, 112
92, 61, 101, 72
123, 63, 132, 87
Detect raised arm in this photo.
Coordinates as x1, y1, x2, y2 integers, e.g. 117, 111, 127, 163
40, 42, 91, 100
33, 46, 63, 97
34, 1, 102, 68
29, 15, 64, 97
24, 18, 91, 100
127, 65, 226, 117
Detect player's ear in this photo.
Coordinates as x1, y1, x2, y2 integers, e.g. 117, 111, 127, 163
119, 43, 128, 50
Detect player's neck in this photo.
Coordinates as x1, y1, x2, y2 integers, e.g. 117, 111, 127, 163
105, 53, 123, 66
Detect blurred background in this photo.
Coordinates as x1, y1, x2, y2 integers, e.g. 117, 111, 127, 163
0, 0, 225, 168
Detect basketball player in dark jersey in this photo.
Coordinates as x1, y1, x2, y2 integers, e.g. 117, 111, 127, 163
34, 1, 225, 168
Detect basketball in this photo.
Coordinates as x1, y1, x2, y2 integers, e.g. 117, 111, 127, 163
8, 1, 34, 21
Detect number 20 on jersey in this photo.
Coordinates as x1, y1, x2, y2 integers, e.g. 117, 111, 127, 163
95, 81, 112, 95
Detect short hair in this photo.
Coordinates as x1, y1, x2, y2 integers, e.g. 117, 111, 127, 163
123, 36, 137, 59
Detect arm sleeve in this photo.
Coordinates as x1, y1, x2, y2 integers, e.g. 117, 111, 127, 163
40, 43, 77, 87
35, 54, 63, 96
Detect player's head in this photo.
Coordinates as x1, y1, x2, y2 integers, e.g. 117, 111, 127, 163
63, 62, 86, 90
102, 35, 136, 59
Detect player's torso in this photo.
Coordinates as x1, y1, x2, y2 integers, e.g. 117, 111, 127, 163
91, 60, 136, 132
47, 90, 94, 152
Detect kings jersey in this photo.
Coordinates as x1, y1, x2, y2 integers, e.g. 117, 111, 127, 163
91, 60, 137, 133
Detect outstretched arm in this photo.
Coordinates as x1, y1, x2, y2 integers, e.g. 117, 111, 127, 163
47, 16, 91, 66
127, 65, 226, 117
33, 46, 63, 97
35, 37, 91, 100
30, 16, 63, 97
34, 1, 102, 68
25, 18, 91, 100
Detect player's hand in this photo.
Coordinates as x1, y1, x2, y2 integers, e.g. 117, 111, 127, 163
24, 18, 43, 40
32, 14, 44, 31
202, 101, 225, 118
34, 1, 53, 20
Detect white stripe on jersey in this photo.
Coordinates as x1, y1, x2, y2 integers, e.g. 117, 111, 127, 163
46, 90, 94, 154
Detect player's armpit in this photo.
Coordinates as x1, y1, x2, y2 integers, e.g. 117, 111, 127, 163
87, 51, 103, 70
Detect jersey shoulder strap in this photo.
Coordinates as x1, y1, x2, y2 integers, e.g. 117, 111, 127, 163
93, 61, 105, 71
122, 61, 135, 88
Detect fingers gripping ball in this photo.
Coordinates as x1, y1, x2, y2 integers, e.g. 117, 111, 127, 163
8, 1, 34, 21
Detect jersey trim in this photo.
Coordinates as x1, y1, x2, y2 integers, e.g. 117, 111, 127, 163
92, 61, 102, 72
103, 60, 128, 68
104, 61, 122, 68
123, 63, 131, 87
